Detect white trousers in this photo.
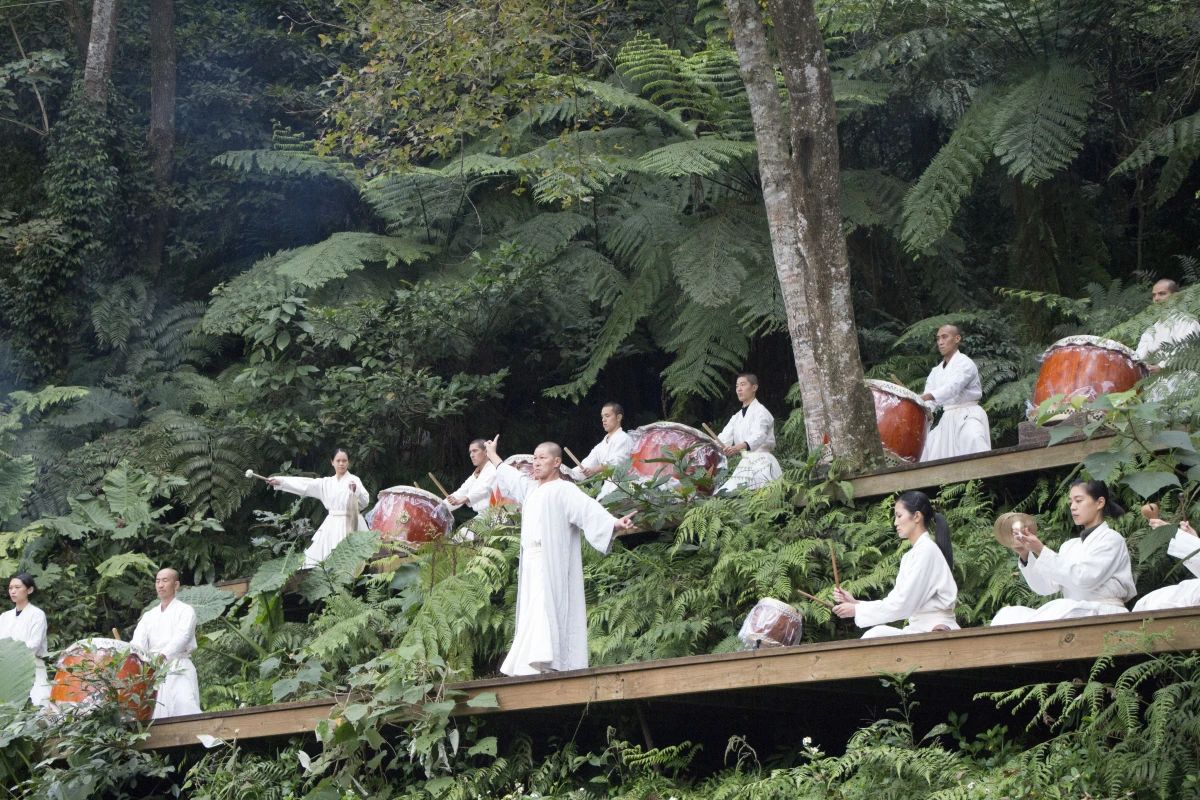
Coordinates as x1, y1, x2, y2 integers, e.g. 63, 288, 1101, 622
1133, 580, 1200, 612
921, 404, 991, 462
719, 451, 782, 493
990, 598, 1127, 626
154, 658, 202, 718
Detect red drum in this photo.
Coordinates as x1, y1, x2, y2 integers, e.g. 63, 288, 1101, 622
1033, 336, 1147, 410
51, 638, 156, 721
372, 486, 454, 547
738, 598, 803, 648
866, 379, 931, 464
629, 422, 726, 489
489, 455, 575, 509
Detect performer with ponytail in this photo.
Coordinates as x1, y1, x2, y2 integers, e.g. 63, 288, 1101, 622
0, 573, 50, 706
832, 491, 959, 638
267, 448, 370, 568
991, 479, 1135, 626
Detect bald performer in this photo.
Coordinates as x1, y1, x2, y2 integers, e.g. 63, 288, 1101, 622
1136, 279, 1200, 392
486, 436, 636, 676
130, 568, 201, 718
920, 325, 991, 461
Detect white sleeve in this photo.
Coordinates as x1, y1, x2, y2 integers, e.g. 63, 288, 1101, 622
20, 610, 48, 656
743, 407, 774, 452
928, 359, 976, 405
580, 441, 605, 470
1019, 550, 1064, 596
353, 478, 370, 508
463, 465, 497, 507
160, 605, 197, 661
130, 615, 151, 652
1168, 531, 1200, 578
854, 548, 936, 628
272, 476, 321, 499
494, 463, 534, 505
607, 432, 634, 465
1031, 533, 1126, 592
717, 415, 736, 445
562, 485, 618, 556
1135, 328, 1155, 362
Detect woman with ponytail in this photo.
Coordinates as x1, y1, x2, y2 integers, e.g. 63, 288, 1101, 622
833, 491, 959, 638
991, 479, 1136, 626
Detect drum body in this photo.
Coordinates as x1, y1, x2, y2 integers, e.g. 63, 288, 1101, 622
51, 638, 156, 721
372, 486, 454, 547
738, 598, 803, 648
629, 422, 726, 488
489, 455, 575, 508
1033, 336, 1147, 409
866, 380, 930, 463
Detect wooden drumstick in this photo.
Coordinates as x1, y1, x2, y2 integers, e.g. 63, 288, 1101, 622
829, 543, 841, 590
427, 473, 451, 499
564, 447, 583, 467
795, 589, 834, 610
890, 374, 908, 389
111, 628, 121, 641
701, 423, 723, 444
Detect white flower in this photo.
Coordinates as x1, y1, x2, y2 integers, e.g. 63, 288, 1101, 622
803, 736, 812, 746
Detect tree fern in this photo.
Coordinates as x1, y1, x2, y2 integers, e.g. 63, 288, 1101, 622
1113, 109, 1200, 206
990, 61, 1094, 184
635, 138, 758, 178
660, 302, 750, 399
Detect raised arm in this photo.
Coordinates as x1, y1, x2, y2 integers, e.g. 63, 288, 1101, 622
270, 476, 321, 499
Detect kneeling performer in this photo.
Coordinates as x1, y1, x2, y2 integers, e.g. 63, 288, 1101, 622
131, 568, 201, 718
571, 402, 634, 498
833, 491, 958, 637
487, 436, 636, 676
1134, 519, 1200, 612
991, 480, 1135, 626
445, 439, 497, 515
716, 374, 782, 492
920, 325, 991, 461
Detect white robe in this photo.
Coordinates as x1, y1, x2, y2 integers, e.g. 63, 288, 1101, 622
494, 465, 618, 676
717, 399, 782, 492
1135, 313, 1200, 400
1133, 529, 1200, 612
273, 473, 370, 568
130, 598, 201, 718
569, 428, 634, 498
0, 604, 50, 706
855, 533, 959, 638
448, 462, 498, 514
920, 351, 991, 462
991, 522, 1136, 626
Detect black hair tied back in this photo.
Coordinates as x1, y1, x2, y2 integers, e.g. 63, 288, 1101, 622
896, 490, 954, 569
11, 572, 36, 593
1070, 478, 1126, 518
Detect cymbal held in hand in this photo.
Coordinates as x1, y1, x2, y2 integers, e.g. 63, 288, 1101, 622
994, 512, 1037, 549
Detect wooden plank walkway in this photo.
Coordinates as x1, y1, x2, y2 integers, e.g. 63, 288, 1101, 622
141, 607, 1200, 749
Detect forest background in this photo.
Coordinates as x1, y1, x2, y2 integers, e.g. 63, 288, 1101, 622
3, 0, 1200, 797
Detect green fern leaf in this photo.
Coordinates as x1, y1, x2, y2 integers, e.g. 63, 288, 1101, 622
990, 61, 1094, 184
635, 138, 758, 178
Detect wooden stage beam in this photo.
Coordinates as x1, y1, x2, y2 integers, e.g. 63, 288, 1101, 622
141, 609, 1200, 749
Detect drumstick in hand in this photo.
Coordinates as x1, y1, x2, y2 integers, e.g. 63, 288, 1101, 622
427, 473, 451, 499
112, 628, 122, 641
829, 543, 841, 590
564, 447, 583, 467
244, 470, 271, 483
795, 589, 834, 610
701, 423, 723, 444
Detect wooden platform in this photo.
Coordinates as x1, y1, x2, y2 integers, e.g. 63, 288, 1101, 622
141, 607, 1200, 749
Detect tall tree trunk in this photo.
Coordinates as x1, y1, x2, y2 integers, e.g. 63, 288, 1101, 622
83, 0, 119, 112
64, 0, 90, 62
766, 0, 884, 467
725, 0, 829, 455
145, 0, 176, 279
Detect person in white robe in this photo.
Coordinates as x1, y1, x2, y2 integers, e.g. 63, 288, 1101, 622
0, 573, 50, 706
1135, 279, 1200, 401
130, 568, 201, 718
485, 436, 636, 676
920, 325, 991, 461
991, 480, 1135, 626
445, 439, 498, 515
834, 492, 959, 637
1133, 519, 1200, 611
716, 374, 782, 492
269, 448, 370, 568
570, 402, 634, 499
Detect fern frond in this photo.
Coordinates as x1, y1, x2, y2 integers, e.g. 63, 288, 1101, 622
990, 61, 1095, 184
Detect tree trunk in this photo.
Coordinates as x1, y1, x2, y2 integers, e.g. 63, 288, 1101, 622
64, 0, 90, 62
724, 0, 829, 455
145, 0, 176, 279
766, 0, 884, 467
83, 0, 119, 112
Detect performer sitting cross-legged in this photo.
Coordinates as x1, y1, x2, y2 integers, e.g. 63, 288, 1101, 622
716, 374, 782, 492
1134, 519, 1200, 612
445, 439, 497, 515
833, 491, 959, 638
0, 572, 50, 706
486, 435, 636, 676
130, 568, 201, 718
570, 402, 634, 498
991, 479, 1135, 626
268, 448, 370, 568
920, 325, 991, 461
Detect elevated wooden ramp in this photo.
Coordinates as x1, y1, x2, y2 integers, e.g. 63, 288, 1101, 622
142, 607, 1200, 749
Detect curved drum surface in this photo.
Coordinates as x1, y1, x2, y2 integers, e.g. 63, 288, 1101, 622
629, 422, 726, 489
51, 638, 156, 721
866, 379, 930, 463
372, 486, 454, 547
1033, 336, 1147, 409
738, 598, 803, 648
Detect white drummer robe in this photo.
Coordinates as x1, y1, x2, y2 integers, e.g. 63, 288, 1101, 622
0, 603, 50, 706
131, 598, 201, 718
855, 533, 959, 638
1134, 528, 1200, 612
494, 464, 619, 676
1136, 313, 1200, 400
570, 428, 634, 498
991, 522, 1135, 626
717, 399, 782, 492
920, 351, 991, 461
449, 462, 498, 514
273, 473, 370, 568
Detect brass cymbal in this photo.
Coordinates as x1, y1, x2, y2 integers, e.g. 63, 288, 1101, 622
994, 512, 1037, 549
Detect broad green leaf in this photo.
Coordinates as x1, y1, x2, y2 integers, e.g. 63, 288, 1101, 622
468, 736, 498, 756
1151, 430, 1196, 451
1082, 449, 1131, 482
249, 552, 305, 596
271, 677, 301, 702
0, 456, 36, 521
173, 585, 236, 625
342, 703, 369, 723
103, 465, 153, 536
466, 691, 500, 709
0, 638, 35, 704
1048, 423, 1084, 446
97, 552, 157, 581
1121, 470, 1181, 499
1139, 522, 1178, 565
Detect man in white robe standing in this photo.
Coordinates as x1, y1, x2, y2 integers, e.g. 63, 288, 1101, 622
487, 436, 636, 676
920, 325, 991, 461
445, 439, 498, 515
1135, 279, 1200, 401
716, 374, 782, 493
131, 568, 201, 718
570, 402, 634, 498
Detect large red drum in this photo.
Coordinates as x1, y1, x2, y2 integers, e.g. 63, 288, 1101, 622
372, 486, 454, 547
738, 598, 803, 648
866, 379, 931, 463
1033, 336, 1147, 411
629, 422, 726, 489
51, 638, 156, 721
489, 455, 574, 509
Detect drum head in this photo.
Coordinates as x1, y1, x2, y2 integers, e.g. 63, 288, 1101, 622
1044, 335, 1140, 362
865, 379, 931, 412
637, 421, 721, 446
378, 485, 444, 505
993, 512, 1037, 549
